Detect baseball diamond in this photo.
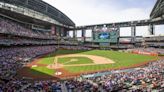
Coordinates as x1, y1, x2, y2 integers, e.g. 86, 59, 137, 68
18, 50, 158, 79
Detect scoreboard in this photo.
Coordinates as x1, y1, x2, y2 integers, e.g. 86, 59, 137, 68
93, 28, 119, 43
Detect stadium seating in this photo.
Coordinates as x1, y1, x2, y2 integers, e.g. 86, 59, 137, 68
60, 45, 92, 50
0, 38, 57, 46
1, 59, 163, 91
0, 18, 56, 39
0, 46, 56, 81
63, 60, 164, 92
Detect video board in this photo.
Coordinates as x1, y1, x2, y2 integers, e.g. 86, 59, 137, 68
93, 28, 119, 43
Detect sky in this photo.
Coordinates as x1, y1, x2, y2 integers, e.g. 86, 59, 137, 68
43, 0, 163, 36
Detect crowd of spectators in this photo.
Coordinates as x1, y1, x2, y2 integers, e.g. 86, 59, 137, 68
1, 57, 163, 91
0, 37, 83, 46
64, 59, 164, 92
0, 42, 163, 92
60, 45, 92, 50
1, 79, 63, 92
0, 18, 85, 46
0, 46, 56, 81
0, 17, 81, 46
0, 18, 56, 39
144, 36, 164, 42
0, 37, 57, 46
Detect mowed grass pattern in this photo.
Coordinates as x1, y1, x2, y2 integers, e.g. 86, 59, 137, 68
58, 57, 93, 65
32, 50, 158, 74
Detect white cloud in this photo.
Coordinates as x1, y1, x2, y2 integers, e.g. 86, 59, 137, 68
43, 0, 151, 26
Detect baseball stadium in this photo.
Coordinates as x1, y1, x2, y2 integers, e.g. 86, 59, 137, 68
0, 0, 164, 92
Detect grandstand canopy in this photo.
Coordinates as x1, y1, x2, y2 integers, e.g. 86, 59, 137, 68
0, 8, 52, 28
0, 0, 75, 27
150, 0, 164, 19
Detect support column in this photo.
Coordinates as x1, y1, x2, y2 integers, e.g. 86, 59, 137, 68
117, 27, 120, 46
91, 28, 94, 41
59, 27, 62, 37
73, 30, 77, 38
131, 26, 136, 44
149, 24, 155, 35
82, 29, 86, 42
66, 31, 70, 37
91, 28, 95, 46
63, 28, 67, 37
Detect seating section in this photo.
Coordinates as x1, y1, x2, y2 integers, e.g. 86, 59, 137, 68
0, 37, 57, 45
0, 46, 56, 81
60, 45, 92, 50
1, 59, 163, 91
0, 18, 55, 39
64, 60, 164, 92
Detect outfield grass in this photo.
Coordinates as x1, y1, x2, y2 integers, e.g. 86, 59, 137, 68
34, 50, 158, 74
58, 57, 93, 65
59, 50, 158, 73
30, 66, 55, 76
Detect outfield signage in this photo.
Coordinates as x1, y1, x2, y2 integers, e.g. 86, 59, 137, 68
132, 50, 158, 56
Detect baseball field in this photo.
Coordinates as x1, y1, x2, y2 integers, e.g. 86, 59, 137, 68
18, 50, 158, 79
